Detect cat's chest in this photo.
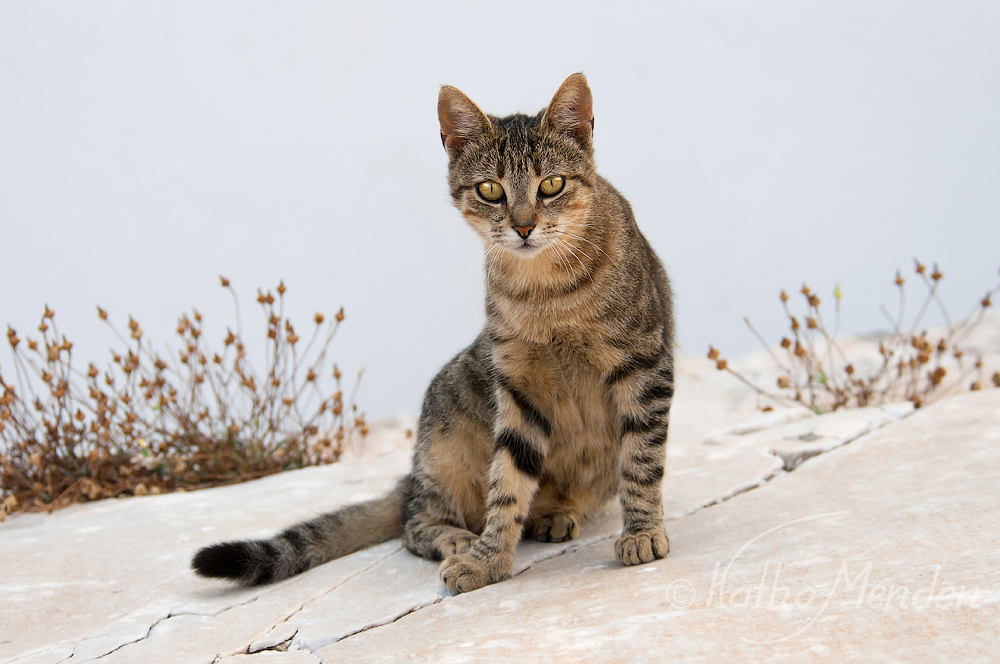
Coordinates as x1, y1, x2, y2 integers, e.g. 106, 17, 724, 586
494, 334, 616, 431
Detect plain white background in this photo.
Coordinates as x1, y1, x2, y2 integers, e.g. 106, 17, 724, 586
2, 1, 999, 418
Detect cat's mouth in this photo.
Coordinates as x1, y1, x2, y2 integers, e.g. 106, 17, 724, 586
510, 237, 545, 258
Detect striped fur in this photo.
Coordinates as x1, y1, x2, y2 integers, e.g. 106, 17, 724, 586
193, 73, 674, 593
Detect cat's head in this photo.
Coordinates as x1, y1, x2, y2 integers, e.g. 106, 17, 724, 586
438, 74, 598, 262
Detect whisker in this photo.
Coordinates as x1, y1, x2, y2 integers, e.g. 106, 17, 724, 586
551, 241, 574, 280
554, 237, 594, 287
559, 230, 615, 264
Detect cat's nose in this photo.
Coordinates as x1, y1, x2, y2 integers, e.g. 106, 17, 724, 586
513, 225, 534, 239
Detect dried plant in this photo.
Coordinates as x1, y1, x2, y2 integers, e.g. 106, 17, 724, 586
709, 261, 1000, 413
0, 278, 365, 520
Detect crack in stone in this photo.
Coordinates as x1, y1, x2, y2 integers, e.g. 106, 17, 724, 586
677, 405, 919, 518
245, 544, 405, 655
52, 595, 266, 663
332, 595, 444, 645
78, 613, 170, 663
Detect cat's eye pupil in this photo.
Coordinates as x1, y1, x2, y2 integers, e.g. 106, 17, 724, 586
478, 181, 504, 202
539, 176, 565, 197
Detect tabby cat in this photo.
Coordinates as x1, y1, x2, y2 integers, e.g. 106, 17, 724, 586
193, 73, 675, 593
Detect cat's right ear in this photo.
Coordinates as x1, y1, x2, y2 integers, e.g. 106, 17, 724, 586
438, 86, 492, 160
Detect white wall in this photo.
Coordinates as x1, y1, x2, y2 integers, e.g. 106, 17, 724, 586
2, 1, 999, 417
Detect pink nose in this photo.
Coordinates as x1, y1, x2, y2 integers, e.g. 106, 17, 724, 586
514, 225, 533, 239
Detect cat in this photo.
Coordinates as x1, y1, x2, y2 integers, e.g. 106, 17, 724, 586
193, 73, 675, 594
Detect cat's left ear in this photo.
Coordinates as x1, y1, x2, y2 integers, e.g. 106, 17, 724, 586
542, 73, 594, 151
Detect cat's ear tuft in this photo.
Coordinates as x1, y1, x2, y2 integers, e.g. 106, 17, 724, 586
542, 73, 594, 150
438, 86, 492, 160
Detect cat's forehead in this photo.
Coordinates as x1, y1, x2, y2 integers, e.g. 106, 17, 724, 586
460, 111, 584, 179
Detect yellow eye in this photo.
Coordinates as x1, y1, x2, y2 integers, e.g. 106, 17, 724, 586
538, 176, 565, 196
477, 181, 505, 202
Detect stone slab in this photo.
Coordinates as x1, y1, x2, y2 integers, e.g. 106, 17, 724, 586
3, 371, 998, 663
318, 390, 1000, 663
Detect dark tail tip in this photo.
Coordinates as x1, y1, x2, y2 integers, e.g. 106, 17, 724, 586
192, 541, 268, 585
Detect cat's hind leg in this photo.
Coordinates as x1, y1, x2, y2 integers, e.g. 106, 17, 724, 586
527, 484, 580, 543
404, 512, 478, 561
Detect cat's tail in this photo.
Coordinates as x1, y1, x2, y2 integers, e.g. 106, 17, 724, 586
192, 478, 407, 586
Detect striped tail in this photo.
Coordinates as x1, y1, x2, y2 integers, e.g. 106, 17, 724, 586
192, 479, 406, 586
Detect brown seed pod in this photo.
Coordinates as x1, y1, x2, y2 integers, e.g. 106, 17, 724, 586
780, 337, 792, 349
314, 313, 325, 325
277, 280, 286, 295
894, 271, 904, 286
806, 318, 817, 329
707, 346, 720, 360
777, 376, 791, 389
220, 276, 230, 287
992, 372, 1000, 388
715, 359, 727, 371
970, 382, 982, 391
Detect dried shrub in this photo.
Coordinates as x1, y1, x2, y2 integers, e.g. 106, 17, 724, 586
0, 278, 365, 520
709, 261, 1000, 413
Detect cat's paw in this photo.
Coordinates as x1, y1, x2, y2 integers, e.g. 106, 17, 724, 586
439, 553, 505, 593
436, 531, 478, 558
531, 511, 580, 543
615, 528, 669, 566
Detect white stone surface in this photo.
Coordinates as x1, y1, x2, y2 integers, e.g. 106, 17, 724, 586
2, 358, 999, 664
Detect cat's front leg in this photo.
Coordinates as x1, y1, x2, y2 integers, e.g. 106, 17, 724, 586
439, 382, 549, 593
606, 346, 674, 565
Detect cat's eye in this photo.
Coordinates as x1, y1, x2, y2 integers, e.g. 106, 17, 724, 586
477, 181, 505, 202
538, 176, 565, 197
